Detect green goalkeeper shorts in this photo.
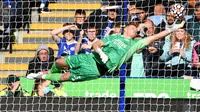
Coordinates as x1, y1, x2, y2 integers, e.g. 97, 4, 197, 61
64, 53, 100, 82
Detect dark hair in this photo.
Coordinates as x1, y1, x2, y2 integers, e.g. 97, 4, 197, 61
75, 9, 86, 16
87, 23, 96, 29
129, 1, 136, 5
135, 1, 148, 12
62, 23, 75, 35
113, 23, 121, 28
63, 30, 75, 35
195, 2, 200, 8
63, 22, 73, 27
6, 75, 20, 86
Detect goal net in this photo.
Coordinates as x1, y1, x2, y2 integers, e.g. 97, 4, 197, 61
0, 0, 200, 111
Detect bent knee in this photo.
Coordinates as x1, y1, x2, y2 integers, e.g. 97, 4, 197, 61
61, 72, 70, 81
56, 58, 67, 67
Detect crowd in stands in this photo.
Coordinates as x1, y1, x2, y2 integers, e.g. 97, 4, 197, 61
2, 0, 200, 96
0, 0, 52, 50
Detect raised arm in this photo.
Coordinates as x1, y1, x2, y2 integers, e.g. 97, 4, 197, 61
75, 30, 84, 54
50, 25, 77, 43
145, 21, 185, 45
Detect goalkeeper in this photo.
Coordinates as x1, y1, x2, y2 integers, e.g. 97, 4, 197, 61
27, 21, 185, 82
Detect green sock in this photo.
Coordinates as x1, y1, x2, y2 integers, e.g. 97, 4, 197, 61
44, 73, 62, 82
50, 63, 62, 73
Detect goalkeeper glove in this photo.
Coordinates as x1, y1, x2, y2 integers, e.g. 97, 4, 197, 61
167, 21, 185, 33
96, 48, 108, 63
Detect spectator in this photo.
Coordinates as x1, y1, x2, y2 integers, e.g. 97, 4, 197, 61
104, 23, 121, 37
5, 75, 22, 96
153, 2, 166, 16
0, 0, 11, 50
191, 41, 200, 77
87, 0, 108, 23
101, 8, 121, 38
156, 9, 177, 33
127, 1, 136, 17
38, 0, 51, 13
0, 75, 34, 97
187, 2, 200, 41
74, 9, 87, 29
26, 44, 55, 96
132, 1, 148, 23
142, 20, 164, 76
87, 1, 121, 38
26, 44, 55, 75
156, 3, 184, 42
128, 0, 166, 18
0, 75, 58, 97
50, 23, 77, 58
130, 20, 163, 77
75, 24, 99, 54
159, 27, 195, 77
70, 9, 87, 41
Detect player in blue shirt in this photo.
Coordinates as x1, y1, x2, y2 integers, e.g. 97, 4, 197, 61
50, 23, 78, 58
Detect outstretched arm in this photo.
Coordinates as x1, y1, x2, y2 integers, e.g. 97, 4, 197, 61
116, 21, 185, 71
145, 21, 185, 45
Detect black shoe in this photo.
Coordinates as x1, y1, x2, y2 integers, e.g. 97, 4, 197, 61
38, 8, 51, 13
41, 8, 51, 13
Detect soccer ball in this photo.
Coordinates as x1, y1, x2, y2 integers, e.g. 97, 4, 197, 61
170, 4, 186, 19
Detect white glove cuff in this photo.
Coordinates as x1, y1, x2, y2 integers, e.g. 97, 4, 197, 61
96, 48, 103, 54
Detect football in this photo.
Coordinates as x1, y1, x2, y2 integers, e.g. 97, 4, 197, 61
170, 3, 186, 19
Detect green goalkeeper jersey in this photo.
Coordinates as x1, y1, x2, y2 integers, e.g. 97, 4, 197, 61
93, 34, 147, 71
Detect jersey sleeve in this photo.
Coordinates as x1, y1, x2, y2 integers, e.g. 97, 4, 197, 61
131, 38, 147, 51
109, 38, 147, 72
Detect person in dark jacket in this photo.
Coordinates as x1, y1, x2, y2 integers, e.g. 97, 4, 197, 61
187, 2, 200, 41
86, 1, 121, 39
132, 1, 148, 23
130, 19, 164, 77
26, 44, 55, 96
0, 0, 11, 50
5, 75, 22, 97
26, 44, 55, 75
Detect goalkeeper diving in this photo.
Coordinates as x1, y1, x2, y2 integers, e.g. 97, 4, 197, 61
27, 21, 185, 82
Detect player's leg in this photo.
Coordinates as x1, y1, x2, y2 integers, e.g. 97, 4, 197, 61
27, 57, 70, 80
44, 72, 70, 82
50, 58, 69, 73
27, 54, 99, 82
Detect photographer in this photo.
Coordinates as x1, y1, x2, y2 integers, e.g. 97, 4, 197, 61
130, 20, 163, 77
